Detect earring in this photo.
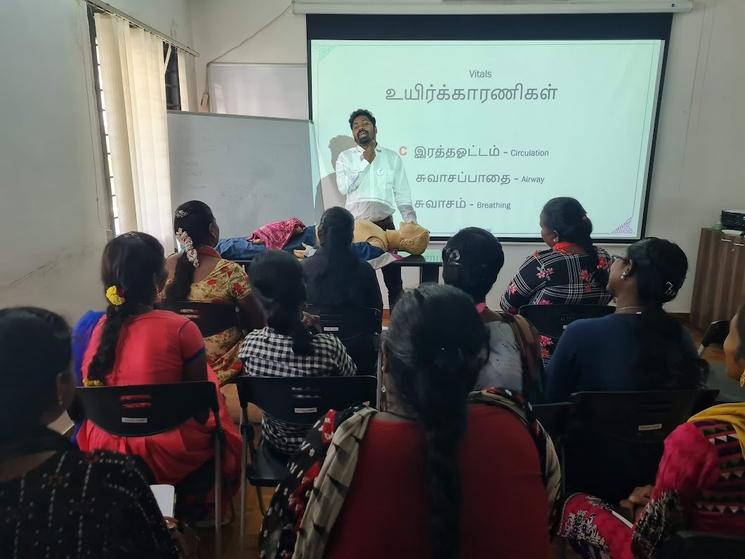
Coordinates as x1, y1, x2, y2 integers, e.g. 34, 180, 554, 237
621, 271, 628, 279
380, 385, 387, 393
58, 395, 65, 407
739, 370, 745, 387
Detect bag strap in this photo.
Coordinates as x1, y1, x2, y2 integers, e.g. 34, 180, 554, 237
497, 312, 546, 402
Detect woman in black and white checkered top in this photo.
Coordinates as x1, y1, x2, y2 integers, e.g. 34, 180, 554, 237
238, 250, 356, 457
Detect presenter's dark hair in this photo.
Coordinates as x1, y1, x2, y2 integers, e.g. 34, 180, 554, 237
249, 250, 314, 355
0, 307, 71, 441
384, 284, 488, 559
348, 109, 376, 128
442, 227, 505, 303
165, 200, 216, 302
88, 232, 166, 384
542, 197, 608, 287
625, 237, 707, 389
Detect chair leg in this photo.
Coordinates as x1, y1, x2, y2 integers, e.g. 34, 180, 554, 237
239, 425, 248, 549
214, 435, 222, 559
255, 485, 267, 516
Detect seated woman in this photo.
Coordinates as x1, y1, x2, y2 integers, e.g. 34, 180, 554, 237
163, 200, 264, 385
559, 304, 745, 558
301, 207, 383, 373
500, 197, 612, 362
547, 237, 707, 402
239, 250, 356, 457
76, 232, 242, 520
0, 307, 178, 557
260, 284, 560, 558
442, 227, 545, 401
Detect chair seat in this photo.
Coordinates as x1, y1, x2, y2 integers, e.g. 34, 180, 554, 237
248, 445, 290, 486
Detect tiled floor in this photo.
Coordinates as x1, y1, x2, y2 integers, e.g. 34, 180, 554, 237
199, 324, 726, 559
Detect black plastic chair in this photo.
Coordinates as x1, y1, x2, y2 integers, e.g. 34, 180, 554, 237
533, 402, 573, 493
564, 389, 719, 504
305, 304, 382, 373
698, 320, 730, 357
658, 531, 745, 558
234, 374, 377, 547
158, 301, 239, 338
76, 382, 225, 559
519, 304, 615, 340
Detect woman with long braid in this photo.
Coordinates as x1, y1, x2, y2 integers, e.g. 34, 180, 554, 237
260, 284, 560, 558
76, 232, 242, 522
163, 200, 264, 385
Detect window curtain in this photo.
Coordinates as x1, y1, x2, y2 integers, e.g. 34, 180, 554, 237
94, 13, 173, 249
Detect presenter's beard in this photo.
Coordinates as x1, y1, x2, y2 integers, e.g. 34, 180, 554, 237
357, 131, 372, 146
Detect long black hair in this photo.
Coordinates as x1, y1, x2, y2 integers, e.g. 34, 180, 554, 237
87, 232, 165, 384
384, 284, 489, 559
249, 250, 314, 355
0, 307, 71, 442
164, 200, 215, 302
309, 207, 359, 306
542, 197, 608, 286
442, 227, 505, 303
627, 237, 708, 388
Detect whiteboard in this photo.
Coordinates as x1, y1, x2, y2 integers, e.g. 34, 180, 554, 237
208, 63, 308, 120
167, 111, 320, 237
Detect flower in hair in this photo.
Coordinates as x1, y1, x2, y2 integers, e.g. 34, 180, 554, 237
175, 209, 189, 218
105, 285, 125, 306
175, 228, 199, 268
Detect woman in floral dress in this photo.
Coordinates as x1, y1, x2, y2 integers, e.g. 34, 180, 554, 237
163, 200, 264, 385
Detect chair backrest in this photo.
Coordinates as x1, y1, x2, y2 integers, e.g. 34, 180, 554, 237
305, 304, 381, 341
532, 402, 573, 443
519, 304, 615, 340
699, 320, 730, 356
305, 305, 382, 373
235, 375, 378, 425
76, 381, 220, 437
158, 301, 239, 338
658, 531, 745, 559
570, 389, 719, 444
564, 389, 719, 502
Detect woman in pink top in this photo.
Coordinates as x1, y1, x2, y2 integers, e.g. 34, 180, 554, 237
77, 232, 241, 518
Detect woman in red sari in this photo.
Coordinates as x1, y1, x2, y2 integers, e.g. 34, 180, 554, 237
76, 232, 242, 521
558, 304, 745, 558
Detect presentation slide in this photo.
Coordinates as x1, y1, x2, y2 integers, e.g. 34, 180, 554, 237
310, 39, 664, 239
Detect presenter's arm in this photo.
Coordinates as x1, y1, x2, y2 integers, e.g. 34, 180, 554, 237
499, 255, 547, 314
335, 151, 368, 196
392, 155, 417, 223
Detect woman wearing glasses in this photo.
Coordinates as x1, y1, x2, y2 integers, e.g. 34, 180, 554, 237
546, 237, 707, 403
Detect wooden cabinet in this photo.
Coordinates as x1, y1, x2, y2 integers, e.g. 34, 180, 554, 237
690, 228, 745, 330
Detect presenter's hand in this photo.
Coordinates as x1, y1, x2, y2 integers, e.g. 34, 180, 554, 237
362, 143, 377, 163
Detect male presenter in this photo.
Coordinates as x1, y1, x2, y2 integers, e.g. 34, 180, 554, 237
335, 109, 417, 308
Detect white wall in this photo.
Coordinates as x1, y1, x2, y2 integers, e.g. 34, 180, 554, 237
0, 0, 110, 323
0, 0, 198, 325
189, 0, 306, 107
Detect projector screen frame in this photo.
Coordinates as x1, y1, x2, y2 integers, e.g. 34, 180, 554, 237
307, 13, 672, 243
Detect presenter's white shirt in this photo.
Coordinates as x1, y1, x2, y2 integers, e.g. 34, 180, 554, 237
335, 145, 416, 223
